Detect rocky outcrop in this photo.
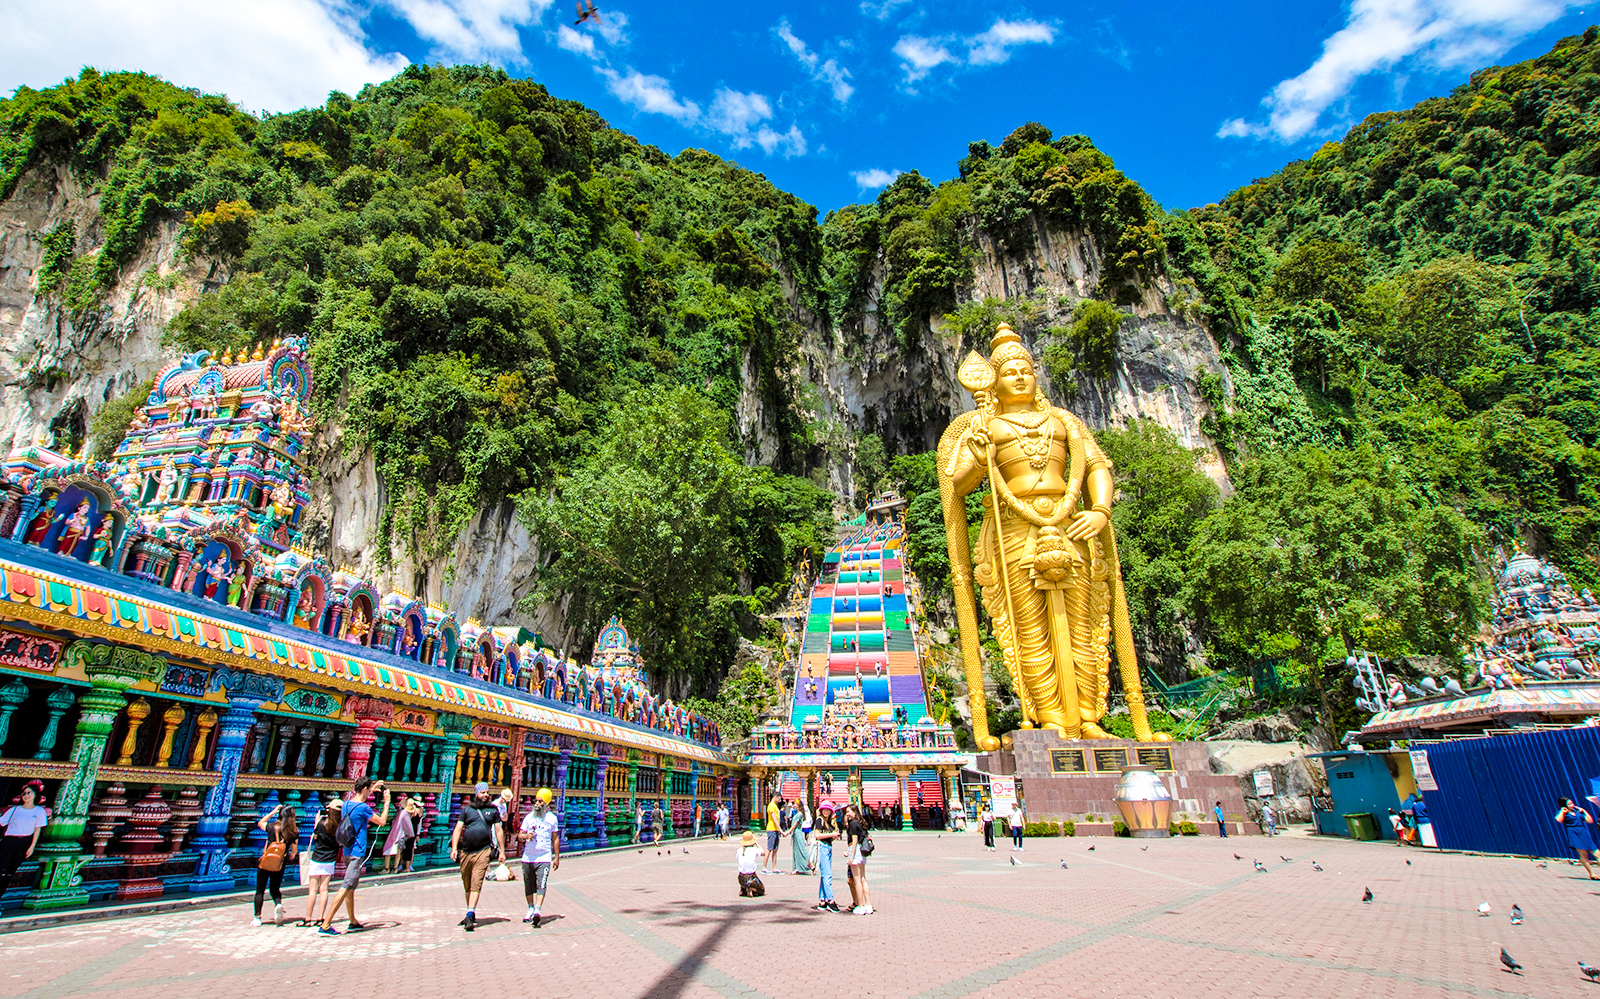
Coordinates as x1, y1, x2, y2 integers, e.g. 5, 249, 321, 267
1206, 739, 1319, 824
0, 165, 214, 458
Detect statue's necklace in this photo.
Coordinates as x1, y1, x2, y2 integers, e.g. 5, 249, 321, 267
996, 413, 1053, 469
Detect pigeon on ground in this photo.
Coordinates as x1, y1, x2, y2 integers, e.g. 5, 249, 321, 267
1141, 846, 1149, 851
1478, 902, 1493, 916
1362, 887, 1373, 903
1312, 861, 1323, 871
1060, 861, 1068, 869
657, 850, 661, 856
1009, 855, 1018, 866
1233, 853, 1242, 860
1511, 904, 1523, 925
1538, 862, 1549, 868
1280, 855, 1293, 862
1253, 860, 1267, 872
1580, 960, 1600, 982
1500, 948, 1522, 975
683, 849, 688, 855
1406, 860, 1412, 866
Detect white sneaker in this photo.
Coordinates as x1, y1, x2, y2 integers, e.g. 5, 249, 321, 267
852, 905, 867, 914
251, 917, 262, 927
273, 903, 285, 925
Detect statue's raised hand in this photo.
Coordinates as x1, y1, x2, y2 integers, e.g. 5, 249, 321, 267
966, 425, 990, 459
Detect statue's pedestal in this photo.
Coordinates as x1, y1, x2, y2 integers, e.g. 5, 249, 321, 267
1002, 730, 1258, 835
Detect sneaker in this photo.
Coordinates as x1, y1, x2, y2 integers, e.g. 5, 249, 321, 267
523, 909, 536, 924
464, 912, 476, 932
251, 917, 262, 927
532, 913, 541, 928
863, 905, 874, 914
852, 905, 868, 915
273, 903, 285, 925
814, 902, 830, 911
317, 926, 340, 936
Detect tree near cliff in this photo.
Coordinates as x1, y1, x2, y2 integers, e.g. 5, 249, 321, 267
517, 386, 829, 690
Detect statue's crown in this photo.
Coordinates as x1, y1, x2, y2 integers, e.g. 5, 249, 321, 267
989, 322, 1032, 368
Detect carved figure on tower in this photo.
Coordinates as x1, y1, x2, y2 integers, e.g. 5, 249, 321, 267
54, 499, 91, 555
23, 495, 57, 544
202, 554, 229, 599
89, 520, 113, 566
938, 323, 1167, 749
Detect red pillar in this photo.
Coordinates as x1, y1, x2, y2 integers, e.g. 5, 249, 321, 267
343, 696, 394, 780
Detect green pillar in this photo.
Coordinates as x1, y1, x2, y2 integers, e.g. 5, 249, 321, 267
429, 712, 474, 861
25, 642, 163, 910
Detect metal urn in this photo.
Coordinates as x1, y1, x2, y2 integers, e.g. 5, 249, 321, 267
1115, 765, 1173, 837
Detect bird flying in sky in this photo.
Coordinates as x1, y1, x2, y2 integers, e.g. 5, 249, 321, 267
574, 1, 601, 26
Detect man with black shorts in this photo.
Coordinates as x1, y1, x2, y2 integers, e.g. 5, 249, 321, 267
450, 781, 504, 932
318, 777, 390, 935
518, 787, 561, 926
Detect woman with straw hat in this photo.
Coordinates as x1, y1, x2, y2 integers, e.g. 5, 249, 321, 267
736, 831, 764, 897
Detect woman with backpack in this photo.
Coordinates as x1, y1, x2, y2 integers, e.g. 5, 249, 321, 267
300, 798, 340, 926
252, 803, 298, 926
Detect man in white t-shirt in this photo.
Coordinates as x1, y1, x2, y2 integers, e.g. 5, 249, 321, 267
0, 781, 50, 893
518, 787, 561, 927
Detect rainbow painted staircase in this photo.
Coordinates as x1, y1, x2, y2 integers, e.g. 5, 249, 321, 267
749, 520, 963, 829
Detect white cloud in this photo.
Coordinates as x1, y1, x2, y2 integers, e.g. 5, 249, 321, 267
776, 19, 854, 103
893, 36, 958, 82
852, 168, 902, 190
894, 18, 1055, 84
860, 0, 910, 20
0, 0, 408, 113
705, 88, 807, 157
707, 88, 773, 148
593, 9, 629, 46
756, 123, 807, 157
556, 23, 596, 58
1220, 0, 1584, 142
601, 67, 700, 122
967, 19, 1055, 66
382, 0, 552, 63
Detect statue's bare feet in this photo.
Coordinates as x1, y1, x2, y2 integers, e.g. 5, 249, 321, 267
1079, 722, 1114, 739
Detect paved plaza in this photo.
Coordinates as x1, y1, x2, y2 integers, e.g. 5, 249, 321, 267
5, 830, 1597, 999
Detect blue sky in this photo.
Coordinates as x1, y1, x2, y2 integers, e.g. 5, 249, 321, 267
3, 1, 1595, 212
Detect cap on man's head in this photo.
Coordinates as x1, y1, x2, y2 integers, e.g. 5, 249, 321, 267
474, 781, 490, 795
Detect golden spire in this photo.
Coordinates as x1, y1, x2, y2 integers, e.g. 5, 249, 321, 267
252, 342, 264, 361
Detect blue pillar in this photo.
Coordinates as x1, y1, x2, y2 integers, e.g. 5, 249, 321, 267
189, 667, 284, 893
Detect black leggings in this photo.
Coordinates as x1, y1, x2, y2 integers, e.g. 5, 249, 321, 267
0, 835, 31, 891
253, 868, 284, 917
982, 821, 994, 848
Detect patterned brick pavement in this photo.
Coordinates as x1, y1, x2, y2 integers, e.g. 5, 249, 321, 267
6, 830, 1598, 999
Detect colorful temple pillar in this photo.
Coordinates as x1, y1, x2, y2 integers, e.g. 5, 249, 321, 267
430, 712, 474, 859
506, 726, 526, 833
554, 735, 574, 849
895, 766, 913, 831
25, 641, 164, 910
190, 666, 285, 893
343, 695, 393, 780
593, 743, 610, 846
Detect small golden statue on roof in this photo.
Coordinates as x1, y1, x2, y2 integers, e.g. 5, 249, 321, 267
938, 324, 1166, 748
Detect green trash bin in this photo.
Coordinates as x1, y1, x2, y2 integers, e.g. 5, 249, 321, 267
1343, 812, 1379, 841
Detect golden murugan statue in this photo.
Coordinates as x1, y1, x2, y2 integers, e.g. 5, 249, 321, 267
939, 324, 1166, 749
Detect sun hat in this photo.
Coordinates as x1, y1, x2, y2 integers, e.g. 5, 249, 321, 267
740, 831, 756, 847
818, 800, 836, 812
536, 787, 554, 803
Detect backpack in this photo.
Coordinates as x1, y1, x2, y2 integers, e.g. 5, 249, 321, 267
860, 833, 875, 857
335, 810, 358, 848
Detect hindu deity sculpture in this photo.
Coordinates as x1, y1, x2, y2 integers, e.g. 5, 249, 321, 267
202, 554, 229, 599
346, 606, 371, 644
291, 587, 317, 629
938, 324, 1165, 748
23, 495, 57, 544
88, 520, 113, 567
54, 499, 92, 556
226, 565, 246, 607
156, 458, 179, 503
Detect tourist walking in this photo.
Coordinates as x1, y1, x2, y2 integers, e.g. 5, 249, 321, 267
652, 802, 665, 843
717, 802, 729, 839
737, 831, 765, 896
1009, 802, 1025, 851
791, 800, 813, 874
844, 803, 873, 914
813, 801, 840, 911
764, 794, 783, 874
1214, 801, 1227, 838
381, 795, 417, 873
1262, 803, 1277, 836
633, 804, 646, 844
1556, 796, 1600, 879
252, 803, 298, 926
518, 788, 560, 926
451, 781, 505, 931
0, 780, 48, 895
301, 797, 340, 926
318, 777, 391, 935
980, 803, 995, 851
694, 802, 703, 837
